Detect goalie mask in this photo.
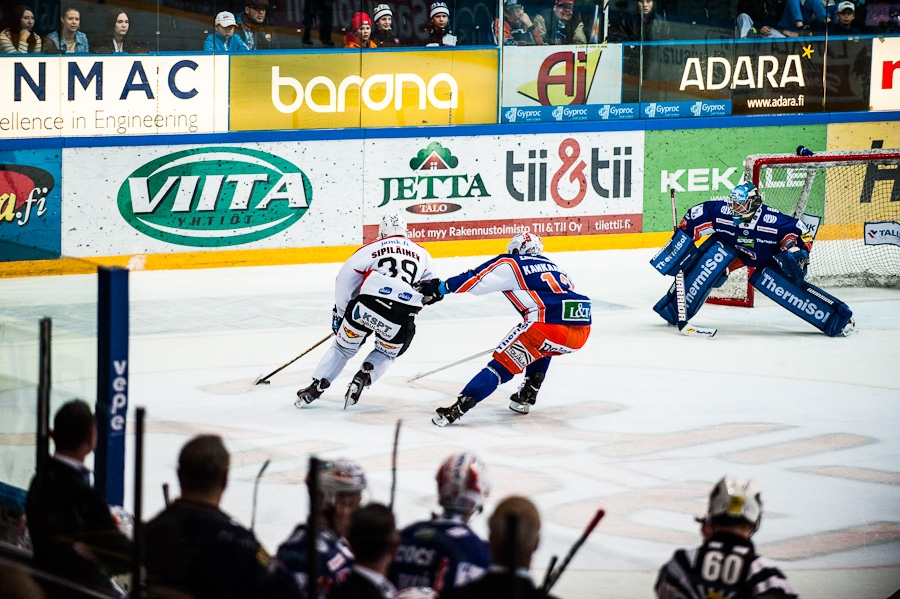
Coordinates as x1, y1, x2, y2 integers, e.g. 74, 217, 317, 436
507, 232, 543, 256
312, 458, 367, 505
437, 453, 490, 516
380, 213, 408, 239
728, 182, 762, 219
705, 476, 762, 533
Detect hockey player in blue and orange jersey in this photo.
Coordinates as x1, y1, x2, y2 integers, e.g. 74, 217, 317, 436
417, 232, 592, 426
651, 182, 855, 337
388, 453, 491, 593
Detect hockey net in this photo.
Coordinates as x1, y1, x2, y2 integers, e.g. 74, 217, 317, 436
708, 148, 900, 306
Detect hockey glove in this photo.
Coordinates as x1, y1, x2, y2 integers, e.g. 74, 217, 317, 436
773, 247, 809, 283
332, 306, 342, 334
416, 278, 444, 305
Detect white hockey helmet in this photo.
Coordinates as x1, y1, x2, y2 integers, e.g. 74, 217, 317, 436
507, 231, 543, 256
728, 182, 762, 218
379, 213, 408, 238
705, 476, 762, 532
436, 453, 489, 515
312, 458, 367, 505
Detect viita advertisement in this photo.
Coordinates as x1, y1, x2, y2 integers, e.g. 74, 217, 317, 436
0, 148, 62, 260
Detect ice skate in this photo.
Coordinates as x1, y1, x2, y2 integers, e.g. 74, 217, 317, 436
344, 362, 373, 409
295, 379, 330, 408
432, 396, 477, 427
509, 372, 545, 414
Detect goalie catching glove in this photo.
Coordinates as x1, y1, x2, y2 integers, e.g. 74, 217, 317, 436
416, 278, 445, 305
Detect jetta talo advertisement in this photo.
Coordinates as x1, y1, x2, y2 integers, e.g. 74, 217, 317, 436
229, 49, 498, 130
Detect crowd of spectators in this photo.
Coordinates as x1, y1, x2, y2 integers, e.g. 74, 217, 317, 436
8, 401, 803, 599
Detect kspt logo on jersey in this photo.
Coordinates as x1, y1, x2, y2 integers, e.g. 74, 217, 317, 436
117, 147, 312, 247
0, 164, 54, 228
378, 142, 489, 211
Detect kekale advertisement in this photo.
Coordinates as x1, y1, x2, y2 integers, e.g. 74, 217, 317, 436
0, 149, 61, 260
363, 131, 644, 243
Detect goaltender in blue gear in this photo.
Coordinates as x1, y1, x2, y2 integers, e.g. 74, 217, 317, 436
651, 182, 855, 337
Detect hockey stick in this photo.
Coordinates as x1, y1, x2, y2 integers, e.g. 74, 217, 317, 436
250, 459, 270, 532
255, 334, 332, 385
407, 348, 494, 382
541, 508, 605, 595
670, 188, 717, 339
389, 419, 401, 511
162, 483, 170, 508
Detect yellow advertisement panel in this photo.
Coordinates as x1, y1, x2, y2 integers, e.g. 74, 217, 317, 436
229, 50, 498, 131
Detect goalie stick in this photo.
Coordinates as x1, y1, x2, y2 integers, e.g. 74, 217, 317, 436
255, 333, 332, 385
541, 508, 605, 595
670, 188, 717, 339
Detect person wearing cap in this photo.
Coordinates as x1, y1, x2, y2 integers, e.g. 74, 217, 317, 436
426, 1, 457, 46
829, 1, 861, 34
236, 0, 279, 50
204, 11, 250, 52
372, 4, 401, 47
534, 0, 587, 45
344, 11, 377, 48
493, 0, 543, 46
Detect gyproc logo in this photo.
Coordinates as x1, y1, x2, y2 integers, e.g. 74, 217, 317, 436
552, 106, 564, 121
645, 103, 658, 117
117, 147, 312, 247
598, 105, 610, 119
505, 108, 518, 122
691, 101, 702, 116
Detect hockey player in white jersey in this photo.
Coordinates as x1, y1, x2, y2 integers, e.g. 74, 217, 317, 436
296, 214, 436, 409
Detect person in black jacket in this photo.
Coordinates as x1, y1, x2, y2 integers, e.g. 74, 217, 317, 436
25, 400, 131, 590
332, 504, 399, 599
236, 0, 280, 50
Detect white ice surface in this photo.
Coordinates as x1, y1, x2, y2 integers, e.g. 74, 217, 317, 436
117, 247, 899, 598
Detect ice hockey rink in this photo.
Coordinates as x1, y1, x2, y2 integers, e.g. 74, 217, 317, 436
42, 246, 900, 597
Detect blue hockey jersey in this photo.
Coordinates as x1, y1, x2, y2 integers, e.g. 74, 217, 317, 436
679, 200, 813, 268
271, 524, 353, 599
387, 516, 490, 594
444, 254, 591, 326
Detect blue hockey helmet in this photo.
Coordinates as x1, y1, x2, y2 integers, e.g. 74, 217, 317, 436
728, 182, 762, 218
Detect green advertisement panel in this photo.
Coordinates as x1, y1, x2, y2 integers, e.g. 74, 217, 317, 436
643, 125, 827, 233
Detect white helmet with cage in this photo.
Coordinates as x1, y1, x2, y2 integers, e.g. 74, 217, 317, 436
313, 458, 367, 505
507, 231, 543, 256
436, 453, 490, 516
705, 475, 763, 532
379, 213, 408, 238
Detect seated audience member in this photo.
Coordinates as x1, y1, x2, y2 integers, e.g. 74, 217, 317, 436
777, 0, 831, 35
145, 435, 274, 599
372, 4, 401, 47
535, 0, 586, 44
94, 11, 144, 54
25, 400, 131, 590
439, 496, 553, 599
493, 0, 543, 45
237, 0, 279, 50
271, 458, 367, 597
609, 0, 671, 41
829, 1, 862, 33
389, 454, 491, 594
426, 2, 457, 46
332, 504, 399, 599
655, 476, 798, 599
43, 7, 89, 53
0, 5, 41, 53
303, 0, 334, 46
204, 12, 250, 52
736, 0, 787, 37
344, 12, 377, 48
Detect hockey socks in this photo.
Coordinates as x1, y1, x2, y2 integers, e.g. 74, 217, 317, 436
750, 265, 853, 337
654, 238, 738, 325
461, 361, 514, 403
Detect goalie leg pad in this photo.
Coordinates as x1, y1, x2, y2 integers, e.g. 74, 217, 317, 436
750, 265, 853, 337
653, 239, 738, 324
650, 229, 699, 276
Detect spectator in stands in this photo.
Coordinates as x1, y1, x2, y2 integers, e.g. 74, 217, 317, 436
493, 0, 543, 45
426, 2, 458, 46
609, 0, 671, 41
736, 0, 788, 37
237, 0, 279, 50
303, 0, 334, 46
535, 0, 587, 44
94, 11, 145, 54
439, 496, 551, 599
830, 1, 862, 34
145, 435, 274, 599
25, 400, 131, 590
344, 12, 377, 48
778, 0, 832, 35
0, 5, 41, 53
271, 458, 367, 598
204, 11, 249, 52
332, 504, 399, 599
43, 7, 88, 53
389, 453, 491, 594
372, 4, 401, 47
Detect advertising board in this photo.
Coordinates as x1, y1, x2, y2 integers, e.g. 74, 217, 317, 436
229, 49, 498, 131
363, 131, 644, 242
0, 55, 228, 139
0, 149, 62, 260
870, 36, 900, 111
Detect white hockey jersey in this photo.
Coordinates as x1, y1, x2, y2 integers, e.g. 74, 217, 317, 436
334, 235, 436, 316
